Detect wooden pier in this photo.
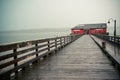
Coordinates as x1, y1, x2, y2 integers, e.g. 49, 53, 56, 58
0, 35, 120, 80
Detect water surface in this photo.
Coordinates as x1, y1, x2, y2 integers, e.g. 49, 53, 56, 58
0, 28, 70, 45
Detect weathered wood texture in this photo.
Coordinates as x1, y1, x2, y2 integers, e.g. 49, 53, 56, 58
94, 34, 120, 45
13, 35, 120, 80
91, 35, 120, 72
0, 34, 81, 80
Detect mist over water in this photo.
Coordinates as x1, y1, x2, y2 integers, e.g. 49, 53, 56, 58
0, 26, 120, 45
0, 28, 70, 45
0, 0, 120, 44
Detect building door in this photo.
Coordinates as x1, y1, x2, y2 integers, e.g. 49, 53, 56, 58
84, 30, 88, 34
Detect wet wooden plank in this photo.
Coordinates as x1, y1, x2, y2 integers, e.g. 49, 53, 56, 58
14, 35, 120, 80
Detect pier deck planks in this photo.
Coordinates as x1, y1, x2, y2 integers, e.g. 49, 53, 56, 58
15, 35, 120, 80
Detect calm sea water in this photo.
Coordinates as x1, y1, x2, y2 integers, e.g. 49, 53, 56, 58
0, 27, 120, 45
0, 28, 71, 45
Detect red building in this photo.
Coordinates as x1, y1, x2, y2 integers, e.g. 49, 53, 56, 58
71, 23, 107, 35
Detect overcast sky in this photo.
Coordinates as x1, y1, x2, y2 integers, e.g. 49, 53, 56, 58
0, 0, 120, 31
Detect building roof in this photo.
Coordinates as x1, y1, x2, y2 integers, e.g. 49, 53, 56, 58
72, 23, 107, 30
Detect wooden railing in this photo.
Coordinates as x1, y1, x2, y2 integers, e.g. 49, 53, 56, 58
0, 34, 81, 80
92, 34, 120, 71
93, 34, 120, 45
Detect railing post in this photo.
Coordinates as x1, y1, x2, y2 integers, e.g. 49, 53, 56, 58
102, 42, 106, 49
117, 37, 119, 44
116, 37, 118, 43
114, 36, 115, 43
55, 38, 57, 50
66, 36, 68, 44
71, 35, 73, 42
35, 44, 38, 57
67, 36, 69, 43
48, 40, 50, 51
75, 35, 77, 40
118, 38, 119, 44
64, 37, 66, 46
74, 35, 76, 40
112, 36, 114, 42
68, 36, 70, 43
60, 37, 62, 48
72, 35, 74, 41
13, 48, 18, 73
110, 36, 112, 41
70, 35, 72, 42
68, 36, 69, 43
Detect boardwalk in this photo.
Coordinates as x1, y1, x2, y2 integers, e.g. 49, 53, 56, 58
14, 35, 120, 80
92, 35, 120, 63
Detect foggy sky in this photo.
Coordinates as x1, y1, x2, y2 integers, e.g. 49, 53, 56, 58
0, 0, 120, 31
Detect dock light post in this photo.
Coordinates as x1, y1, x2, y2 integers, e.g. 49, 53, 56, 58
107, 18, 116, 37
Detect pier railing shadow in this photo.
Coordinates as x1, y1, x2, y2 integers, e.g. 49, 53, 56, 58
0, 34, 82, 80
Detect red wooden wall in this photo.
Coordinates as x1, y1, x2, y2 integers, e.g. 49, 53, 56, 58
88, 28, 106, 34
71, 28, 106, 35
71, 29, 84, 35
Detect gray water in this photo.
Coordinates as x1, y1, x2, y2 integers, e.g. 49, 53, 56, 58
0, 26, 120, 45
0, 28, 71, 45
